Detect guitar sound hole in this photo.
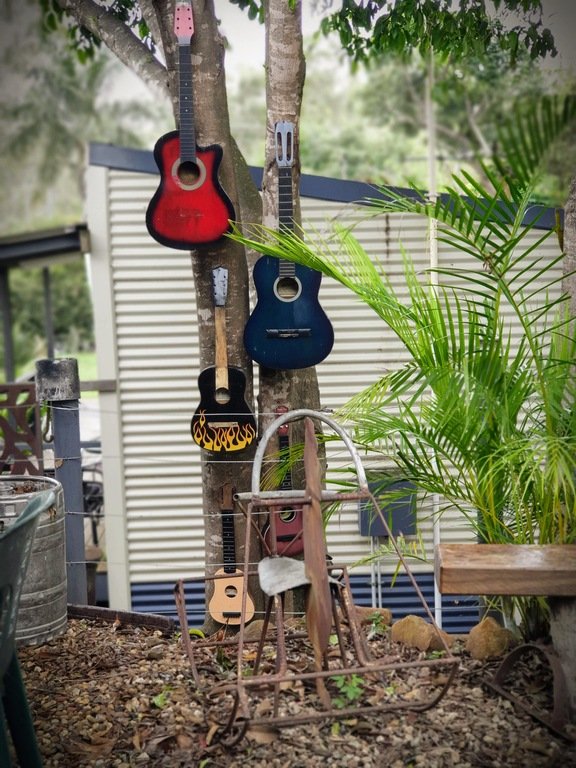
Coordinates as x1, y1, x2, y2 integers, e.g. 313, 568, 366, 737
215, 387, 231, 405
172, 156, 207, 191
275, 276, 301, 301
178, 160, 201, 186
279, 509, 296, 523
225, 584, 238, 598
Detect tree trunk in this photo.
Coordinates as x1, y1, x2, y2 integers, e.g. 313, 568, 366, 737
563, 175, 576, 316
258, 0, 324, 442
255, 0, 326, 615
51, 0, 326, 632
549, 598, 576, 722
181, 0, 260, 634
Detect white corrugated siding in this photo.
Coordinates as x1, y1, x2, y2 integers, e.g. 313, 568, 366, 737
88, 165, 562, 593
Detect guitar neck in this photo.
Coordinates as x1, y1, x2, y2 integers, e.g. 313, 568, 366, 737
278, 167, 294, 232
278, 166, 295, 277
178, 43, 196, 163
214, 305, 229, 392
221, 509, 236, 574
279, 433, 292, 490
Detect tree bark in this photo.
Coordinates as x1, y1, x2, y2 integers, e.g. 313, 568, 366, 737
179, 0, 259, 634
49, 0, 326, 632
55, 0, 168, 97
563, 175, 576, 316
549, 598, 576, 722
258, 0, 323, 461
256, 0, 326, 617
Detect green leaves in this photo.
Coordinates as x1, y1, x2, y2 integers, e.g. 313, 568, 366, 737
322, 0, 556, 65
231, 91, 576, 576
39, 0, 156, 61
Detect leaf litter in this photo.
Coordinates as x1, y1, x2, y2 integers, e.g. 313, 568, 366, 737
17, 617, 576, 767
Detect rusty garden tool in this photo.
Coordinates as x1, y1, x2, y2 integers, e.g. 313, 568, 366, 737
175, 409, 459, 746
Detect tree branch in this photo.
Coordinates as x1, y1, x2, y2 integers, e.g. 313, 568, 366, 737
56, 0, 169, 97
138, 0, 166, 62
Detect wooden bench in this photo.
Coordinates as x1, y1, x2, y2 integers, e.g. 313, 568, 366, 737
435, 543, 576, 737
435, 543, 576, 597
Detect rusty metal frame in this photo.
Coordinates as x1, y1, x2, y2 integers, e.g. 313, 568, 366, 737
0, 383, 43, 475
487, 642, 574, 741
175, 410, 459, 745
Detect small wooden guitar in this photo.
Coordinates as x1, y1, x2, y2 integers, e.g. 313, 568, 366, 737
244, 121, 334, 369
208, 482, 255, 625
146, 1, 235, 248
191, 267, 257, 452
263, 405, 304, 556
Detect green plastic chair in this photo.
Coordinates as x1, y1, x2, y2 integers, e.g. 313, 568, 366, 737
0, 489, 55, 768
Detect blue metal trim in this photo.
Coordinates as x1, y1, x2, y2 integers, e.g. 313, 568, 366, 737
130, 573, 479, 633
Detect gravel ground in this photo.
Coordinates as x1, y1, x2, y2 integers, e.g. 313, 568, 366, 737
17, 615, 576, 768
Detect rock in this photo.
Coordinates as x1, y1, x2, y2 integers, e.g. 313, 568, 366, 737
391, 614, 453, 652
354, 605, 393, 628
243, 619, 275, 641
465, 616, 515, 660
145, 644, 165, 660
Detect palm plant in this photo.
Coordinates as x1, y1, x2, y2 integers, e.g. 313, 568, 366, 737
231, 94, 576, 640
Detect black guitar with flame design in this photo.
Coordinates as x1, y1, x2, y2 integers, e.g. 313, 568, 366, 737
191, 267, 256, 452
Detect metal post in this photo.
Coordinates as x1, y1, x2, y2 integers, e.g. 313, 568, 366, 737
36, 357, 87, 604
42, 267, 55, 360
0, 266, 15, 382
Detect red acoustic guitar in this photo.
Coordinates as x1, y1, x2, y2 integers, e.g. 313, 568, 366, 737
262, 405, 304, 556
146, 1, 235, 248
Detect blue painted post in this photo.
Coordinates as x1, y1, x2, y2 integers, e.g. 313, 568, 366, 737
36, 358, 87, 605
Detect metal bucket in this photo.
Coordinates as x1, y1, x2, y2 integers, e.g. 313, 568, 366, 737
0, 475, 67, 645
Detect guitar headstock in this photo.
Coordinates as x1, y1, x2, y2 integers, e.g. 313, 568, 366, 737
274, 121, 295, 169
212, 266, 228, 308
174, 1, 194, 45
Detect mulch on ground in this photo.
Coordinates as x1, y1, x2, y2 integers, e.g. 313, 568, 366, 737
18, 615, 576, 768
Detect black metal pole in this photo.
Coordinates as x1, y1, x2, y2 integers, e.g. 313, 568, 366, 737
36, 357, 87, 604
42, 266, 55, 360
0, 266, 15, 382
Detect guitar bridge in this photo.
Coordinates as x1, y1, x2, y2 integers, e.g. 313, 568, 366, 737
266, 328, 312, 338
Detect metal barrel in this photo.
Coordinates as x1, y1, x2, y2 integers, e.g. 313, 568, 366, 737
0, 475, 67, 645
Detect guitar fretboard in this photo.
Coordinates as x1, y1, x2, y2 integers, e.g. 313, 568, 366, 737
221, 510, 236, 574
278, 167, 295, 278
178, 43, 196, 163
279, 433, 292, 491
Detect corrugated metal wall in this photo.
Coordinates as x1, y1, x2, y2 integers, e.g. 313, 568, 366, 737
86, 156, 561, 613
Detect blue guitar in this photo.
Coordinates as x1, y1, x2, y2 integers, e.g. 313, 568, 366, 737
243, 122, 334, 370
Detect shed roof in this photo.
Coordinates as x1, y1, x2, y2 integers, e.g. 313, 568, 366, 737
0, 223, 90, 268
89, 141, 561, 231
